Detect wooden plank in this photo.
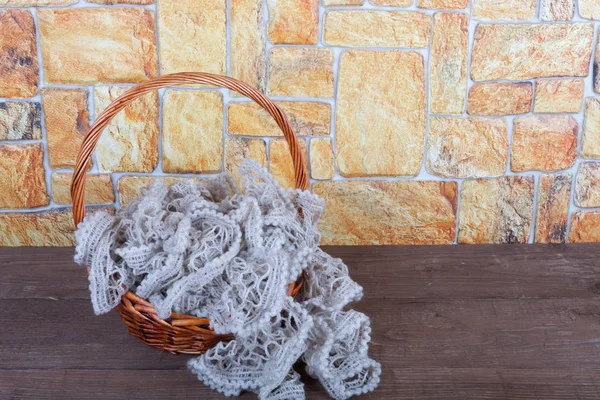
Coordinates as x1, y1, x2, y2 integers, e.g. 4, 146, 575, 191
2, 298, 600, 372
2, 245, 600, 301
1, 369, 600, 400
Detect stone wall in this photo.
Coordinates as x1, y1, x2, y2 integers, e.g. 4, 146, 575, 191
0, 0, 599, 245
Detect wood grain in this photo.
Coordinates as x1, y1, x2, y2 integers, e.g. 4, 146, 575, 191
1, 245, 600, 399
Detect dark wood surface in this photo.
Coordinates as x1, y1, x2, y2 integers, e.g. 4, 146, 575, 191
1, 245, 600, 399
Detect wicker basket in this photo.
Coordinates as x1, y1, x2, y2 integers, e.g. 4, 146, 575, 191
70, 72, 310, 354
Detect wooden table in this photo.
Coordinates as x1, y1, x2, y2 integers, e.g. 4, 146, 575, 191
1, 245, 600, 399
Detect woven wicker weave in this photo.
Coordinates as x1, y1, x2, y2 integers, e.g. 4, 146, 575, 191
71, 72, 309, 354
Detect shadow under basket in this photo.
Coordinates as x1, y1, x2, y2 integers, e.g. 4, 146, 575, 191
71, 72, 310, 355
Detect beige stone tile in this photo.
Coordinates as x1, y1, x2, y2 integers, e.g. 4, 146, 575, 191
323, 0, 364, 4
231, 0, 266, 94
0, 0, 76, 4
427, 117, 508, 178
87, 0, 152, 3
0, 102, 41, 140
269, 138, 307, 189
417, 0, 469, 8
535, 173, 571, 244
162, 90, 223, 174
472, 0, 537, 20
575, 162, 600, 207
371, 0, 412, 5
0, 144, 49, 209
540, 0, 574, 20
581, 97, 600, 158
267, 0, 319, 45
336, 50, 426, 177
471, 23, 593, 81
52, 173, 114, 205
94, 87, 159, 173
467, 82, 532, 116
268, 48, 334, 98
0, 10, 38, 98
228, 101, 330, 137
511, 116, 577, 172
158, 0, 225, 75
38, 8, 157, 84
569, 211, 600, 242
42, 89, 90, 170
310, 138, 334, 180
430, 12, 468, 115
580, 0, 600, 19
225, 137, 267, 186
313, 180, 458, 245
458, 176, 534, 244
324, 11, 431, 48
118, 176, 198, 205
533, 79, 584, 113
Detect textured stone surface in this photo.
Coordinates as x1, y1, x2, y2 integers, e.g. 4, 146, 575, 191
267, 0, 318, 45
595, 38, 600, 94
575, 162, 600, 208
0, 102, 41, 140
225, 137, 267, 185
417, 0, 469, 8
310, 138, 334, 180
471, 23, 593, 81
540, 0, 574, 20
580, 0, 600, 19
0, 210, 74, 246
268, 48, 334, 98
429, 13, 468, 115
269, 138, 307, 189
228, 101, 330, 137
371, 0, 411, 5
313, 180, 458, 245
336, 50, 426, 177
511, 116, 577, 172
569, 212, 600, 243
162, 90, 223, 174
0, 0, 76, 4
533, 79, 584, 113
42, 89, 90, 170
231, 0, 266, 94
467, 82, 532, 116
87, 0, 152, 4
118, 177, 198, 205
535, 173, 571, 244
323, 0, 364, 4
582, 98, 600, 158
158, 0, 225, 75
0, 144, 48, 209
52, 173, 114, 205
38, 8, 157, 84
94, 87, 159, 173
0, 10, 38, 98
472, 0, 537, 20
324, 11, 431, 48
427, 117, 508, 178
459, 176, 534, 244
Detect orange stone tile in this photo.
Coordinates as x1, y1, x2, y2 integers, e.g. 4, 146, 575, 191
94, 87, 159, 173
267, 0, 319, 45
472, 0, 537, 20
0, 10, 38, 98
569, 211, 600, 243
228, 101, 330, 137
417, 0, 469, 8
231, 0, 266, 94
268, 48, 334, 98
269, 138, 307, 189
535, 173, 571, 244
533, 79, 584, 113
0, 0, 76, 4
0, 144, 49, 209
38, 8, 157, 84
575, 162, 600, 208
459, 176, 534, 244
42, 88, 90, 170
427, 117, 508, 178
580, 98, 600, 158
467, 82, 532, 116
310, 138, 334, 180
0, 210, 73, 246
52, 173, 114, 205
313, 180, 458, 245
511, 116, 577, 172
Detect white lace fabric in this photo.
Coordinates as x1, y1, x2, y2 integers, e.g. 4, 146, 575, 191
74, 160, 381, 399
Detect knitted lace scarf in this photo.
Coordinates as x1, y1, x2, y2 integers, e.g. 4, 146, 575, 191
74, 160, 381, 399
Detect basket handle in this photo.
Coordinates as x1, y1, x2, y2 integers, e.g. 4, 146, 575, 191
70, 72, 310, 227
